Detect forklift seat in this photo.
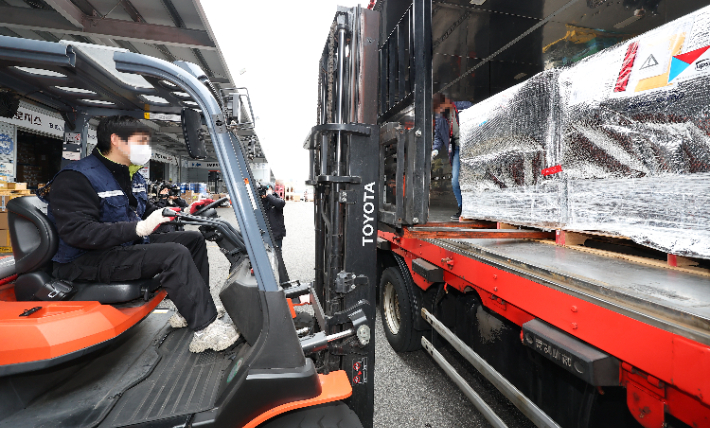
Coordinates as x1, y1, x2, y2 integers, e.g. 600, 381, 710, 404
7, 196, 159, 303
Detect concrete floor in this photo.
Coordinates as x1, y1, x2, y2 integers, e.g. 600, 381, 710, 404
200, 202, 531, 428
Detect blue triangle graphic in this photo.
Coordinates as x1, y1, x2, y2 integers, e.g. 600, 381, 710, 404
668, 57, 690, 82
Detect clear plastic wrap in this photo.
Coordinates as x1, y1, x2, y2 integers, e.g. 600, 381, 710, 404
458, 70, 564, 225
567, 173, 710, 257
461, 181, 565, 228
458, 5, 710, 258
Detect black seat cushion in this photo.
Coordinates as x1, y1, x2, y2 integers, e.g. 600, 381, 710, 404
71, 278, 161, 304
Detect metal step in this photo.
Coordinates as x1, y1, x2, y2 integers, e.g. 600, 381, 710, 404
421, 308, 561, 428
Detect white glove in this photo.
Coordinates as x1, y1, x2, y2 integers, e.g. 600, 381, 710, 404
136, 209, 172, 237
431, 149, 439, 160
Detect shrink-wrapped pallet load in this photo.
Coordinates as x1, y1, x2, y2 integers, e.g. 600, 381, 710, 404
458, 70, 564, 228
458, 5, 710, 258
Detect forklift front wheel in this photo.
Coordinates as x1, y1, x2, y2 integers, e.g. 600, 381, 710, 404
257, 401, 363, 427
380, 266, 421, 352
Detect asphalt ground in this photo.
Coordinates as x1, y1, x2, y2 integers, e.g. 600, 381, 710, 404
192, 202, 533, 428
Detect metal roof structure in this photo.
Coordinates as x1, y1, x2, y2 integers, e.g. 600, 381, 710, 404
0, 0, 266, 162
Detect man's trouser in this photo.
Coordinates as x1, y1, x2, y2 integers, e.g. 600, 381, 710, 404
451, 144, 462, 207
53, 231, 217, 331
273, 238, 290, 284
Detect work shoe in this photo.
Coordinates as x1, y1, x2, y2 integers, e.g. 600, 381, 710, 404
450, 206, 462, 221
189, 319, 240, 353
169, 312, 188, 329
215, 300, 227, 319
170, 304, 226, 329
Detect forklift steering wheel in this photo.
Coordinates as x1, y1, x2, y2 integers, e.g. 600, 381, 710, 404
192, 197, 229, 216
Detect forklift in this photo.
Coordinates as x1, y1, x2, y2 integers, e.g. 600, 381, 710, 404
0, 5, 378, 426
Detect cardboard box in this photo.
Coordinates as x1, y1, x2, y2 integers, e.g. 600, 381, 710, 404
0, 212, 8, 230
0, 194, 18, 211
0, 230, 11, 247
0, 182, 28, 190
7, 183, 27, 190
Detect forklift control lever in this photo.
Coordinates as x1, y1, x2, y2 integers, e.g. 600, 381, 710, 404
301, 329, 355, 354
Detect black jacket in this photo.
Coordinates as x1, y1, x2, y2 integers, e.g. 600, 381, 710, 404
47, 148, 158, 251
261, 194, 286, 241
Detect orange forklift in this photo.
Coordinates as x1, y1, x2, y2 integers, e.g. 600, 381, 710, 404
0, 9, 378, 427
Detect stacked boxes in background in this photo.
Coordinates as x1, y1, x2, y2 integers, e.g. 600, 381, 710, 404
458, 5, 710, 259
181, 182, 209, 203
0, 180, 32, 252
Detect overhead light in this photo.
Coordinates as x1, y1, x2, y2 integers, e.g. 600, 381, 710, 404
514, 72, 527, 80
470, 0, 486, 4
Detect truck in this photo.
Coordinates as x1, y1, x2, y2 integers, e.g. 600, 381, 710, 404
306, 1, 710, 427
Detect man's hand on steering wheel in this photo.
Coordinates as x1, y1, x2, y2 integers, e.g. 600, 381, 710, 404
190, 199, 215, 214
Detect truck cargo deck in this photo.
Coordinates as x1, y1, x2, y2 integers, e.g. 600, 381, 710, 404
425, 236, 710, 346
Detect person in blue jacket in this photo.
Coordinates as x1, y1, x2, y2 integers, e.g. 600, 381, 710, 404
42, 116, 237, 353
431, 93, 473, 220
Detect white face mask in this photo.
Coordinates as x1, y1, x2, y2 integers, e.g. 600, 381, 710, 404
127, 144, 152, 166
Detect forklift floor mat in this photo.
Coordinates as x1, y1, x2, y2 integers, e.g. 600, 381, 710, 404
98, 327, 232, 428
0, 312, 170, 428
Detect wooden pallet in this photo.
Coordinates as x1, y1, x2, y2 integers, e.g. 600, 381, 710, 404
550, 230, 710, 278
404, 227, 554, 240
451, 218, 710, 278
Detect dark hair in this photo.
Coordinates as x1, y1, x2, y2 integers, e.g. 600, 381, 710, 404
432, 92, 448, 111
96, 115, 153, 153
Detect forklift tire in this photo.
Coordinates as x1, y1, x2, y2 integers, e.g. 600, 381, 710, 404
257, 401, 363, 427
380, 266, 421, 352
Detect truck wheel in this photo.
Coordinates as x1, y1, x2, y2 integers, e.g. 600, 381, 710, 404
380, 266, 421, 352
258, 402, 363, 427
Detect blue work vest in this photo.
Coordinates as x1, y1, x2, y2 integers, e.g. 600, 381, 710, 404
44, 154, 149, 263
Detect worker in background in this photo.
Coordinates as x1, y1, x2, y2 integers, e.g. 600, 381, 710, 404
154, 182, 188, 233
260, 183, 290, 283
431, 93, 473, 220
157, 182, 188, 209
40, 115, 237, 353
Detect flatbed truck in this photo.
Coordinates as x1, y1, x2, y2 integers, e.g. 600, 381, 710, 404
307, 1, 710, 427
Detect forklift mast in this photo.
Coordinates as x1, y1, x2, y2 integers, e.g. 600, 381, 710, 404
305, 5, 380, 427
377, 0, 433, 228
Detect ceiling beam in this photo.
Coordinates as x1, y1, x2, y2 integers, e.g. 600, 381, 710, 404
0, 5, 216, 49
116, 0, 176, 63
118, 0, 145, 23
42, 0, 84, 28
115, 39, 140, 53
68, 0, 99, 16
160, 0, 185, 28
35, 30, 61, 42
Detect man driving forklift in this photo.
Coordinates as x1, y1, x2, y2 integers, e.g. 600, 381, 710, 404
39, 115, 238, 353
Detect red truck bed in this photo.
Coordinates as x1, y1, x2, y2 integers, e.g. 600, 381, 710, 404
380, 225, 710, 428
